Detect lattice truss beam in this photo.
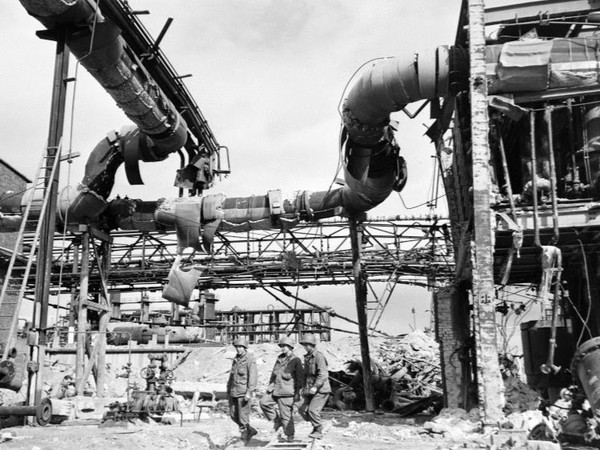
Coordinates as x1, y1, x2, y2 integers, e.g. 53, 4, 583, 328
30, 217, 453, 296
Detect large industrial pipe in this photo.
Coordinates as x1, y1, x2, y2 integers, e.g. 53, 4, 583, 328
339, 46, 467, 215
19, 0, 188, 158
11, 5, 600, 275
19, 0, 190, 222
343, 47, 456, 131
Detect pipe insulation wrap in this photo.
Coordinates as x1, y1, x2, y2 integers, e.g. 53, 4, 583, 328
20, 0, 188, 155
18, 0, 95, 28
155, 190, 343, 229
344, 46, 451, 128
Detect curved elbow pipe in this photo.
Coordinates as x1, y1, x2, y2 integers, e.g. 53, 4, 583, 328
339, 47, 465, 214
343, 47, 458, 142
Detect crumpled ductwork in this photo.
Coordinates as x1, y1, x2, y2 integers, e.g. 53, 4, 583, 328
339, 47, 460, 215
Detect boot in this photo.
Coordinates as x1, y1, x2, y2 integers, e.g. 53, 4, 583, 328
273, 415, 282, 432
308, 425, 323, 439
246, 426, 258, 443
240, 428, 249, 443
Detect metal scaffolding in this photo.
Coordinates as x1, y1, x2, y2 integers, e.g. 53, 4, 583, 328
21, 215, 453, 309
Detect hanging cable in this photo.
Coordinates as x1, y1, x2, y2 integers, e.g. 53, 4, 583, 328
336, 57, 390, 119
561, 283, 592, 340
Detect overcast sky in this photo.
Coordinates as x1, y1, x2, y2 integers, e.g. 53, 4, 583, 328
3, 1, 461, 336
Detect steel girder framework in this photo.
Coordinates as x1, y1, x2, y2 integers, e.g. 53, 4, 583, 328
26, 216, 453, 299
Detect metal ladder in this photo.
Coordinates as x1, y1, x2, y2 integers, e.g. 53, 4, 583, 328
0, 144, 62, 358
367, 268, 398, 329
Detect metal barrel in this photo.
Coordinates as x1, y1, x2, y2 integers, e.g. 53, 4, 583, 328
573, 337, 600, 412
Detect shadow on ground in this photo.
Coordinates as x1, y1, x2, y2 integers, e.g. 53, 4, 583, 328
194, 430, 271, 449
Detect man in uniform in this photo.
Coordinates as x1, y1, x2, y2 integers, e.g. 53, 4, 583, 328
260, 336, 305, 442
299, 334, 330, 439
226, 336, 258, 444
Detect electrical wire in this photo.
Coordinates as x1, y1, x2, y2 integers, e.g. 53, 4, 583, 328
54, 0, 102, 328
398, 191, 447, 210
561, 283, 592, 340
336, 57, 391, 119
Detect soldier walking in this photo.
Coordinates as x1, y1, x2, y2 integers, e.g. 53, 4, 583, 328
226, 336, 258, 444
299, 334, 330, 439
260, 336, 305, 442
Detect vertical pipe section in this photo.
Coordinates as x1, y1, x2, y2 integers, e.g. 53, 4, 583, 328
498, 135, 521, 286
541, 250, 563, 374
530, 111, 542, 248
498, 137, 516, 214
468, 0, 505, 424
349, 217, 375, 412
566, 100, 579, 184
545, 106, 560, 244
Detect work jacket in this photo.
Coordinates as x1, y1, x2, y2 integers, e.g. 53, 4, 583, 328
304, 349, 331, 394
227, 351, 258, 398
268, 352, 305, 397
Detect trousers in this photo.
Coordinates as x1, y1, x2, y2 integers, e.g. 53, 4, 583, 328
299, 392, 329, 428
228, 396, 250, 430
260, 393, 296, 437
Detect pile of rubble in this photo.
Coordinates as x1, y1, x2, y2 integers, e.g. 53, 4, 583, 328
164, 331, 444, 417
171, 331, 441, 398
377, 331, 441, 397
5, 331, 443, 423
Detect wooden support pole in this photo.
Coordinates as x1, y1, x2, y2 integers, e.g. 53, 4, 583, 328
75, 228, 89, 394
349, 217, 375, 412
69, 242, 80, 327
140, 291, 150, 322
77, 333, 102, 394
96, 239, 112, 396
96, 311, 108, 397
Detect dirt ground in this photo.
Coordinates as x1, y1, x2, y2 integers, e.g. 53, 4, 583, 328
0, 332, 539, 449
0, 408, 491, 450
